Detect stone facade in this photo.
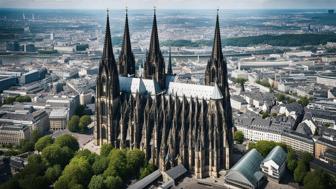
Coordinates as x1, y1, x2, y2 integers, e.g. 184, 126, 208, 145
95, 10, 233, 178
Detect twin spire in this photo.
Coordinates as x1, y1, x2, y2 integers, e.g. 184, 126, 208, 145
102, 8, 223, 78
119, 7, 136, 76
120, 8, 132, 59
212, 9, 223, 61
102, 9, 115, 61
148, 7, 162, 59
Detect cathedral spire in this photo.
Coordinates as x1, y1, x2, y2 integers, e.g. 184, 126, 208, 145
144, 7, 166, 89
101, 9, 119, 99
118, 7, 135, 76
149, 7, 161, 58
102, 9, 115, 61
212, 9, 223, 61
167, 47, 173, 75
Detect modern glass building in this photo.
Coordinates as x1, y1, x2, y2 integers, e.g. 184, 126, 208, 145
260, 146, 287, 180
224, 149, 266, 189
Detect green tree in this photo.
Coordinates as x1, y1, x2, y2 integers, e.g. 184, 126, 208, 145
19, 139, 34, 153
88, 175, 105, 189
75, 105, 86, 116
233, 78, 248, 90
294, 160, 308, 183
35, 135, 53, 152
298, 96, 310, 107
126, 149, 145, 177
100, 144, 113, 157
304, 169, 336, 189
139, 163, 156, 179
20, 154, 46, 177
103, 149, 129, 180
234, 131, 244, 144
249, 141, 286, 157
4, 96, 16, 105
68, 115, 80, 132
104, 176, 122, 189
41, 144, 74, 167
262, 111, 270, 119
287, 150, 297, 172
18, 175, 49, 189
55, 134, 79, 151
45, 164, 62, 184
54, 156, 92, 189
92, 157, 109, 175
256, 79, 271, 88
302, 152, 313, 165
15, 96, 31, 103
79, 115, 92, 133
31, 129, 42, 144
76, 149, 97, 164
0, 178, 20, 189
276, 94, 286, 102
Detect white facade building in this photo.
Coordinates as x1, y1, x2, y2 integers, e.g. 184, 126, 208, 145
260, 146, 287, 180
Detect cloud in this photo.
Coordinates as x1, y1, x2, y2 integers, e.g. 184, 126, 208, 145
0, 0, 336, 9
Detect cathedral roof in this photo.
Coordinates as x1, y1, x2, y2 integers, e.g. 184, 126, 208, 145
119, 76, 161, 95
166, 82, 215, 100
211, 83, 223, 100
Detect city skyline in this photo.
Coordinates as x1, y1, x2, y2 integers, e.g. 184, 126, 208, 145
1, 0, 336, 9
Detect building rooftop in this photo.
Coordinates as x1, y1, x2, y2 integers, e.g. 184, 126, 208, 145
49, 108, 68, 119
225, 149, 265, 188
231, 95, 248, 104
119, 76, 161, 95
167, 81, 215, 100
165, 164, 187, 180
127, 169, 161, 189
0, 125, 28, 131
262, 146, 287, 166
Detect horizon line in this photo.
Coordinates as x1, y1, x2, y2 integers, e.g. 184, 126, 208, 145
0, 7, 333, 11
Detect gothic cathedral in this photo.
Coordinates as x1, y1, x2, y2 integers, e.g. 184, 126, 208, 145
95, 9, 233, 178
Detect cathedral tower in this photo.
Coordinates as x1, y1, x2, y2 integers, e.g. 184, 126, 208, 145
205, 11, 233, 168
95, 10, 120, 146
143, 8, 166, 89
118, 8, 136, 76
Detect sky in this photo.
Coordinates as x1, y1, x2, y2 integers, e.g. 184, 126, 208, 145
0, 0, 336, 9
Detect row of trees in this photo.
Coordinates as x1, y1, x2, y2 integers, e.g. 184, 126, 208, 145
67, 115, 92, 133
276, 93, 311, 107
55, 144, 155, 189
0, 135, 156, 189
248, 140, 287, 157
275, 93, 296, 104
287, 149, 336, 188
256, 79, 272, 88
4, 95, 31, 105
0, 134, 79, 189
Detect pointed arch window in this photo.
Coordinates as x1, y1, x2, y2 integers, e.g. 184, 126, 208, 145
101, 101, 106, 116
101, 76, 107, 96
211, 68, 217, 83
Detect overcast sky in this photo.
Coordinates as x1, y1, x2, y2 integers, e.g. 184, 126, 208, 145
0, 0, 336, 9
